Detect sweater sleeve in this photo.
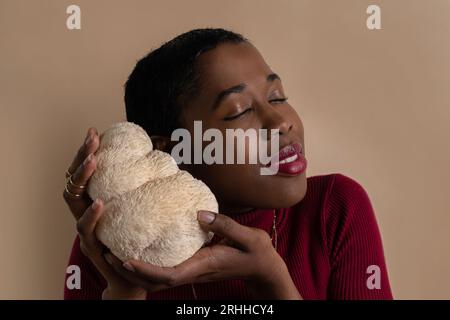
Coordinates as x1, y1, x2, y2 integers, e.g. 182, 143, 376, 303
63, 235, 107, 300
324, 174, 393, 299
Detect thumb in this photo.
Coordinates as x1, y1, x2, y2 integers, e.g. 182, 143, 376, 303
197, 211, 253, 250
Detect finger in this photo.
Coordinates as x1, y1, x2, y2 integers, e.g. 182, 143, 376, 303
64, 153, 98, 220
67, 127, 99, 175
75, 199, 115, 279
104, 253, 168, 292
63, 128, 99, 219
76, 199, 124, 284
76, 198, 103, 242
68, 152, 97, 193
218, 237, 236, 247
118, 259, 179, 286
73, 201, 149, 288
77, 203, 132, 285
197, 211, 254, 251
124, 245, 241, 287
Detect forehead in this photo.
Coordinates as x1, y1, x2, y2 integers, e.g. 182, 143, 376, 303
196, 42, 273, 93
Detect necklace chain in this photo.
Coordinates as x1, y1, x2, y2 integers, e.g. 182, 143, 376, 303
270, 209, 278, 251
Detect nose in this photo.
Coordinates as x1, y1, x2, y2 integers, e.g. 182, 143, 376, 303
258, 103, 293, 140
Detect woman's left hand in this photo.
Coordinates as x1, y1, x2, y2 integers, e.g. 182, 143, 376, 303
104, 210, 302, 299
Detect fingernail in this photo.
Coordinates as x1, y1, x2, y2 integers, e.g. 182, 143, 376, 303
83, 153, 93, 166
197, 211, 216, 224
85, 134, 93, 146
123, 262, 135, 272
104, 254, 113, 265
92, 198, 101, 210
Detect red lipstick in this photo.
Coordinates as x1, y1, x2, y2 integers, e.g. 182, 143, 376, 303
266, 143, 307, 176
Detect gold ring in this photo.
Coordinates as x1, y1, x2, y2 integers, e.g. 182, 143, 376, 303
68, 175, 86, 189
65, 169, 74, 179
64, 185, 82, 198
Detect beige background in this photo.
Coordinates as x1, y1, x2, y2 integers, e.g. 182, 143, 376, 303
1, 0, 449, 299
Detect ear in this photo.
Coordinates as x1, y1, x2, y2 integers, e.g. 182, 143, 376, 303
150, 135, 173, 153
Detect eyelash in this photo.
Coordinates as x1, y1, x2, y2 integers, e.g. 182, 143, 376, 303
223, 97, 289, 121
270, 97, 288, 104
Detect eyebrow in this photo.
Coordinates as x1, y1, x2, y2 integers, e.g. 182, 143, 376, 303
211, 73, 281, 110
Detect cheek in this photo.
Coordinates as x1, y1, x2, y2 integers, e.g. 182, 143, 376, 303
189, 162, 257, 202
185, 159, 307, 208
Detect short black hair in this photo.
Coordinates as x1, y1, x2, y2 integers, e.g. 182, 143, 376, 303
124, 28, 248, 137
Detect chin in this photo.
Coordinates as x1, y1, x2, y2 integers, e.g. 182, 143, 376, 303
283, 181, 307, 207
254, 172, 308, 209
277, 172, 308, 207
274, 189, 307, 208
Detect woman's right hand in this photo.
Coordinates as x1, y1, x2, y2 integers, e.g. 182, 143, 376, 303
62, 127, 147, 299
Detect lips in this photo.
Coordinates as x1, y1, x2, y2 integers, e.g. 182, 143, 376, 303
265, 142, 307, 176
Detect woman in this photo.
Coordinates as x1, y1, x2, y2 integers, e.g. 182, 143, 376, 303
62, 28, 393, 299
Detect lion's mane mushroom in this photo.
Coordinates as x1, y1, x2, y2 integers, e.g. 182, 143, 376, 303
87, 122, 217, 267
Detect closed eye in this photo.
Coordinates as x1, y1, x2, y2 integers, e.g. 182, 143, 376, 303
223, 108, 253, 121
222, 97, 288, 121
269, 97, 288, 104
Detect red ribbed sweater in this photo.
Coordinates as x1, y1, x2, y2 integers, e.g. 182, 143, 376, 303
64, 173, 393, 300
